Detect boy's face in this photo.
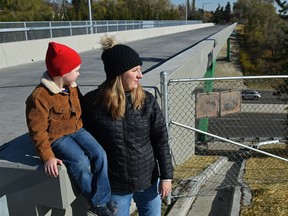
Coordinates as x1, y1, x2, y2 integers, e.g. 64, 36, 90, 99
63, 65, 80, 85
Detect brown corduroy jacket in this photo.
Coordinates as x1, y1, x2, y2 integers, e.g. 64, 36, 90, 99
25, 72, 83, 162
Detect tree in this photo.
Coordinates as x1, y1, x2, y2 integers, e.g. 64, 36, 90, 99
72, 0, 89, 20
236, 0, 288, 75
212, 2, 233, 24
223, 2, 232, 23
213, 4, 224, 24
0, 0, 53, 21
274, 0, 288, 75
0, 0, 181, 21
275, 0, 288, 18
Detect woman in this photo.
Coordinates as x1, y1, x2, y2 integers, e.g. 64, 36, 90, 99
81, 35, 173, 216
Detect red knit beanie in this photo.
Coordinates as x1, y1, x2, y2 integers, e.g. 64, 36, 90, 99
45, 42, 81, 77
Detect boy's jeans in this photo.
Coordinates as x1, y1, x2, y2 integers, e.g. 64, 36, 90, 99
51, 128, 110, 206
110, 180, 161, 216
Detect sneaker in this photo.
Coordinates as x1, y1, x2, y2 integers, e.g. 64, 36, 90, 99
107, 200, 118, 214
87, 206, 113, 216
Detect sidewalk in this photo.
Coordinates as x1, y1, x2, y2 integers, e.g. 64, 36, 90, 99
215, 36, 243, 77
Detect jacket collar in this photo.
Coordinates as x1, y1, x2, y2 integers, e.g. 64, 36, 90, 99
41, 71, 77, 94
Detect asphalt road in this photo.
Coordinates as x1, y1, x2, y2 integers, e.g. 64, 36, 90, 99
0, 25, 227, 146
207, 90, 288, 140
208, 113, 287, 139
242, 90, 287, 104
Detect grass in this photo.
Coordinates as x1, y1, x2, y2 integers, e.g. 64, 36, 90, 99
172, 155, 219, 184
240, 157, 288, 216
162, 155, 219, 215
132, 152, 288, 216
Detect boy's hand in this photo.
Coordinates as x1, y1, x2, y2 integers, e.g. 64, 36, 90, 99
44, 158, 63, 177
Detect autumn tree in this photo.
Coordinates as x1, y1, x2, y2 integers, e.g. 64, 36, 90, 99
275, 0, 288, 76
0, 0, 181, 21
0, 0, 53, 21
90, 0, 179, 20
235, 0, 287, 75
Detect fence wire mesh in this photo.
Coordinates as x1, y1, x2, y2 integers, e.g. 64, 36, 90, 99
166, 76, 288, 201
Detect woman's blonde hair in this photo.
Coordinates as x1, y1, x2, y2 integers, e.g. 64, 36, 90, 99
94, 35, 146, 119
94, 78, 145, 119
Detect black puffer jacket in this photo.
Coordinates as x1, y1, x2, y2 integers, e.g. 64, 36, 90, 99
81, 90, 173, 192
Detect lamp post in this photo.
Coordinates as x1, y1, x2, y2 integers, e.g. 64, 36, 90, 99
185, 0, 188, 24
202, 2, 211, 21
202, 2, 211, 11
88, 0, 93, 34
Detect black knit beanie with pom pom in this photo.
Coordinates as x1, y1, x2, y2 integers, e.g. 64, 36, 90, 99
101, 43, 142, 80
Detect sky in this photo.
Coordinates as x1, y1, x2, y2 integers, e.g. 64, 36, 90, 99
171, 0, 237, 12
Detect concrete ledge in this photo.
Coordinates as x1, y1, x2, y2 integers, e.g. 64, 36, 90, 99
0, 133, 87, 216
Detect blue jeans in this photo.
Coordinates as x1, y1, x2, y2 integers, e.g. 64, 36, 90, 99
51, 128, 111, 206
110, 180, 161, 216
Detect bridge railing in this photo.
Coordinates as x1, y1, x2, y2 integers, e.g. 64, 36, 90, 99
0, 20, 201, 43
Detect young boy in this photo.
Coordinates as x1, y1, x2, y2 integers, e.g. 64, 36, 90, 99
25, 42, 116, 216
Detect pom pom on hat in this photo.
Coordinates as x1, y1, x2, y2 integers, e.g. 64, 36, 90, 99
45, 42, 81, 77
100, 35, 142, 80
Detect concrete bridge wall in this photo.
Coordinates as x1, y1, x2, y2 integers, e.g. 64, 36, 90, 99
0, 23, 213, 69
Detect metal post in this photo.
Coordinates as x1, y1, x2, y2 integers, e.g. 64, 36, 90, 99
160, 71, 169, 127
49, 22, 52, 39
227, 37, 231, 61
160, 71, 172, 205
202, 2, 211, 22
185, 0, 188, 24
24, 22, 28, 41
197, 58, 216, 141
70, 21, 73, 36
88, 0, 93, 34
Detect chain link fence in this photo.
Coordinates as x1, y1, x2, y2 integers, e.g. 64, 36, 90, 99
162, 75, 288, 202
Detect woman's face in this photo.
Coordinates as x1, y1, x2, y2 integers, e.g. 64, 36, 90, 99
120, 65, 143, 91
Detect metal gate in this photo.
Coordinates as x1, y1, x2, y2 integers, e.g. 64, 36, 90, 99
160, 74, 288, 204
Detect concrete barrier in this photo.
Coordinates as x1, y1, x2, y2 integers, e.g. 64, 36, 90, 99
0, 23, 213, 69
0, 133, 87, 216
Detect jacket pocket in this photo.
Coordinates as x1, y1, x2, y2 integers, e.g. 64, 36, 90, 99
48, 118, 63, 135
50, 106, 70, 120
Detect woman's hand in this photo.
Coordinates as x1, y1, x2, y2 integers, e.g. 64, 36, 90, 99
159, 180, 172, 199
44, 158, 63, 177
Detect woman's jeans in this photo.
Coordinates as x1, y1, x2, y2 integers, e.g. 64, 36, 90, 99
110, 180, 161, 216
51, 128, 111, 206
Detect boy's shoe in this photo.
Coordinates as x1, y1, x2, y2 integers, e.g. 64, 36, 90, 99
87, 206, 113, 216
107, 200, 118, 215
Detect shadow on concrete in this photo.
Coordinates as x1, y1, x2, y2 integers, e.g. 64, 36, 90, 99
0, 133, 40, 167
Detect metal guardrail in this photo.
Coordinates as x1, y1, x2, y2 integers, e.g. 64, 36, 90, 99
0, 20, 202, 43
